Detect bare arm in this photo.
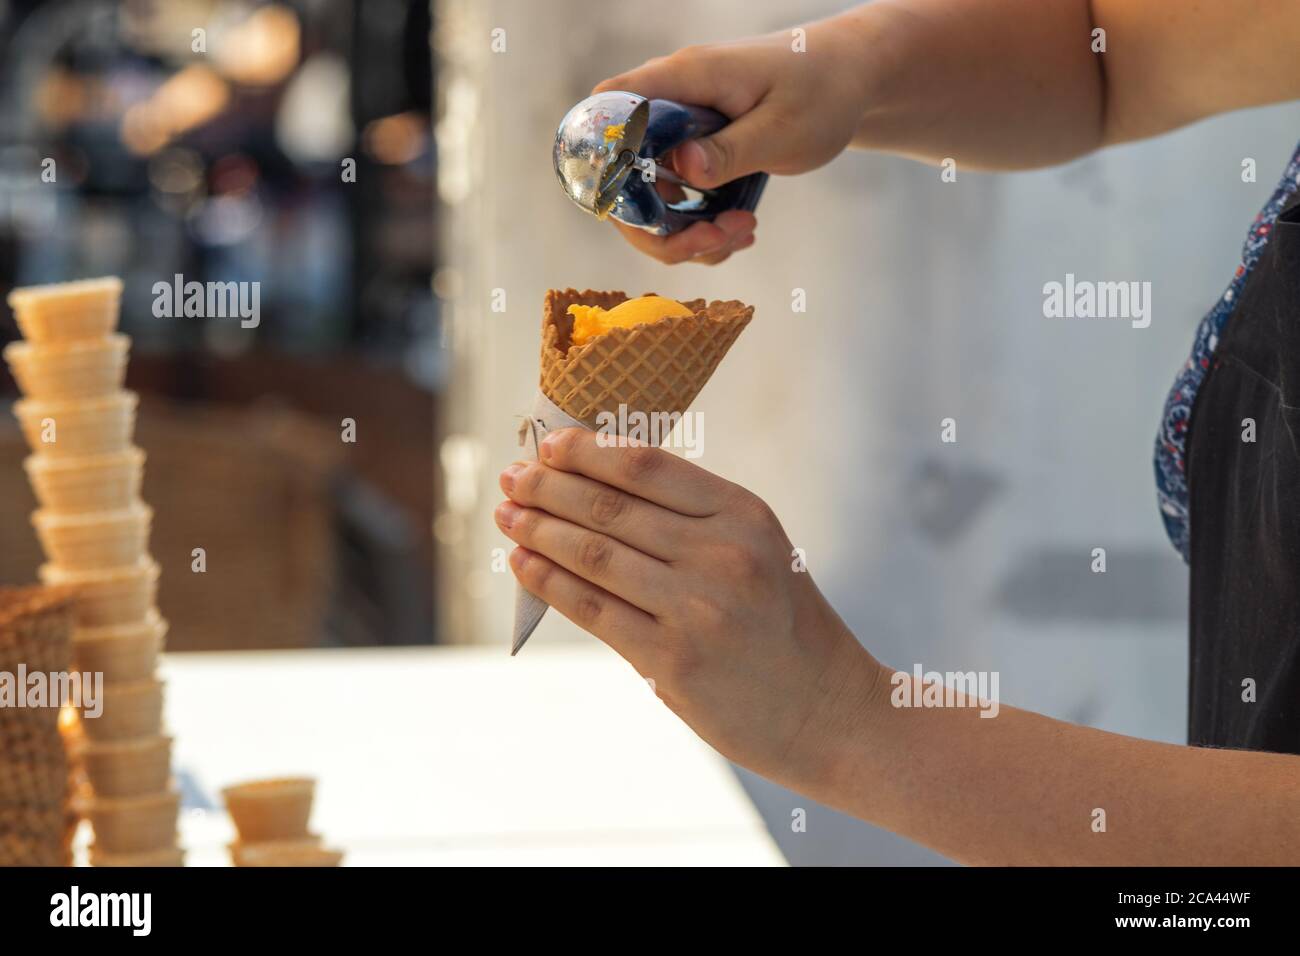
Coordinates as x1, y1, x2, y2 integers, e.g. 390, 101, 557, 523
822, 670, 1300, 865
599, 0, 1300, 261
851, 0, 1300, 169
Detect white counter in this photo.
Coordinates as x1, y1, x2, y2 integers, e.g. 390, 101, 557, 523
148, 644, 784, 866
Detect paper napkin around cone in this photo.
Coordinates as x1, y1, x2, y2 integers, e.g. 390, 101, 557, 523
511, 289, 753, 653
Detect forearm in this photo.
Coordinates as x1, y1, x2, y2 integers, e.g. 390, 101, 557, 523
838, 0, 1105, 169
836, 0, 1300, 171
816, 667, 1300, 865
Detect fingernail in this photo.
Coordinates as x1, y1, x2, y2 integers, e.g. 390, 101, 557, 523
500, 462, 525, 492
510, 548, 530, 570
540, 433, 558, 462
495, 500, 520, 528
679, 140, 710, 177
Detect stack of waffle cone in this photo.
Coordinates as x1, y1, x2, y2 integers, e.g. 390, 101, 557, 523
4, 278, 180, 866
512, 289, 753, 652
223, 777, 344, 866
0, 587, 78, 866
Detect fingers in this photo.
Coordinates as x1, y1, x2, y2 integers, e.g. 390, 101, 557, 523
670, 113, 776, 190
593, 45, 776, 190
539, 428, 731, 517
611, 211, 755, 266
693, 229, 756, 265
495, 500, 673, 615
593, 46, 764, 121
508, 547, 656, 665
500, 462, 692, 561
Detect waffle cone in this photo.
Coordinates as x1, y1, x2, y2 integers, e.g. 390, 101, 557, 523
32, 504, 153, 570
38, 558, 159, 627
83, 789, 179, 854
89, 844, 184, 867
77, 735, 172, 798
232, 842, 343, 867
8, 277, 123, 344
512, 290, 752, 653
539, 289, 752, 429
73, 611, 166, 683
222, 777, 315, 842
24, 448, 146, 513
78, 676, 164, 742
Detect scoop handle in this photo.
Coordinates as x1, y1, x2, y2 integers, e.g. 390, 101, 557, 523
625, 99, 767, 236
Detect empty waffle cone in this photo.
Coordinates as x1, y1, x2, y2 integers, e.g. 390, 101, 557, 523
8, 277, 123, 344
76, 735, 172, 798
513, 289, 753, 652
32, 504, 152, 570
232, 842, 343, 868
77, 676, 164, 742
82, 789, 179, 854
3, 334, 130, 401
23, 448, 145, 513
89, 844, 184, 867
39, 558, 160, 628
13, 391, 138, 458
228, 832, 321, 865
72, 610, 166, 683
222, 777, 315, 842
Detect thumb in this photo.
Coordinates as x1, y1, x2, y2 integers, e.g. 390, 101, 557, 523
670, 112, 773, 190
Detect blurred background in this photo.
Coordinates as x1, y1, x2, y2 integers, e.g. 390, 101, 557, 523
0, 0, 437, 650
2, 0, 1298, 865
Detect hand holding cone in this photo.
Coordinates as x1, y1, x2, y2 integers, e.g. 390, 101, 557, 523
511, 289, 753, 653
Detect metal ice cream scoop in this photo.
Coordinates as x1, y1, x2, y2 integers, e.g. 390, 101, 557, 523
553, 91, 767, 236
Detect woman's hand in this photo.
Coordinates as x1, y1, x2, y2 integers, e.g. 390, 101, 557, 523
495, 428, 885, 791
591, 14, 873, 265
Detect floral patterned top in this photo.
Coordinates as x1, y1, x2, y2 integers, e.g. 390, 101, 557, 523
1155, 140, 1300, 561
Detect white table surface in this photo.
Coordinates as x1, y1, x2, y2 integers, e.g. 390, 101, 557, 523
104, 644, 785, 866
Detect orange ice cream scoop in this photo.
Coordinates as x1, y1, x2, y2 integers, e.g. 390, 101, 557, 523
566, 295, 695, 346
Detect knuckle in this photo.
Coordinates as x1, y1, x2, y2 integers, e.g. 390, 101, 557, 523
680, 593, 727, 628
667, 44, 704, 66
510, 507, 535, 541
721, 539, 768, 580
575, 532, 614, 577
708, 134, 735, 176
763, 107, 799, 140
588, 487, 628, 528
731, 487, 777, 526
518, 464, 546, 498
546, 427, 579, 462
522, 554, 553, 592
619, 446, 663, 483
572, 591, 605, 629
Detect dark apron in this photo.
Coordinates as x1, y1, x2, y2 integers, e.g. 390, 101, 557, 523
1186, 187, 1300, 754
